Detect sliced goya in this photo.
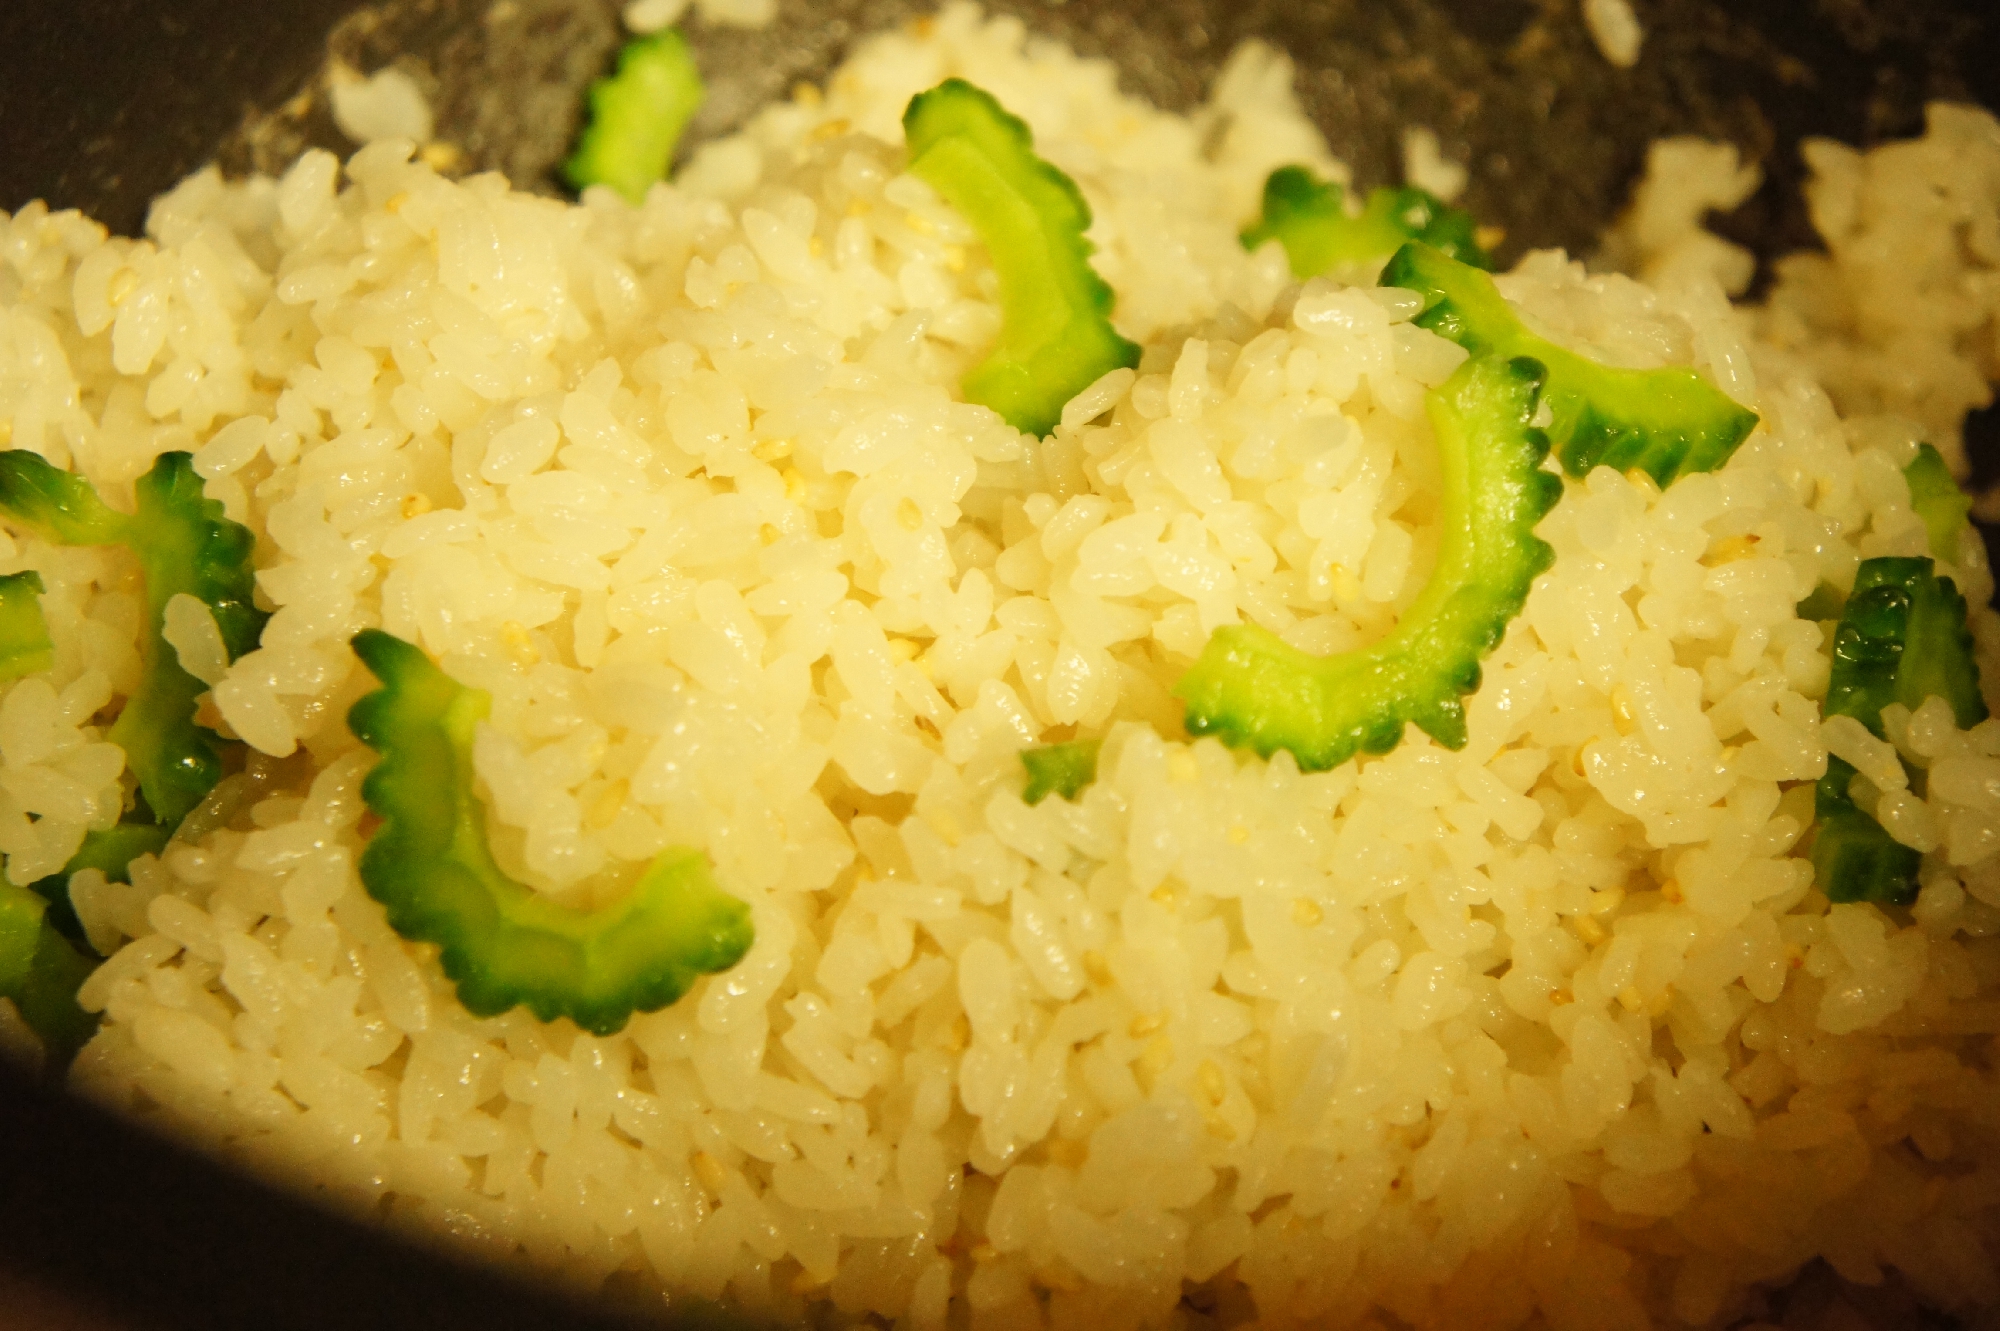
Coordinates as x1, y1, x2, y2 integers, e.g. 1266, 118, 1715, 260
1812, 556, 1987, 906
0, 450, 265, 828
347, 629, 754, 1036
1021, 738, 1101, 806
1904, 443, 1972, 564
904, 78, 1141, 437
0, 877, 99, 1069
1381, 241, 1760, 487
1824, 556, 1986, 739
1812, 758, 1923, 907
1175, 354, 1560, 771
0, 570, 53, 681
1241, 166, 1491, 276
562, 29, 706, 204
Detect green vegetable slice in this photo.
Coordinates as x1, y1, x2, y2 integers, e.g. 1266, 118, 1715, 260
0, 878, 99, 1068
1824, 557, 1987, 738
0, 456, 255, 1042
348, 629, 754, 1036
903, 78, 1141, 437
1810, 556, 1987, 906
562, 29, 706, 204
1021, 739, 1101, 805
0, 570, 53, 682
1241, 166, 1491, 276
1811, 758, 1923, 907
1175, 353, 1560, 771
0, 450, 265, 828
1381, 242, 1760, 487
1904, 443, 1971, 564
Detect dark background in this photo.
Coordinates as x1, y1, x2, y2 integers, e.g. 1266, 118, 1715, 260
0, 0, 1996, 1327
8, 0, 2000, 267
0, 1057, 674, 1330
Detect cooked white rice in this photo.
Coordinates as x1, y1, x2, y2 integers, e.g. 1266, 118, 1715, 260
1584, 0, 1645, 70
4, 6, 2000, 1327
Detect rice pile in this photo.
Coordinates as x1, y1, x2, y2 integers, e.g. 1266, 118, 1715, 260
4, 7, 2000, 1327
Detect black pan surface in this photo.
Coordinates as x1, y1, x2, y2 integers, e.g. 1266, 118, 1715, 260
6, 0, 1999, 267
0, 1, 1996, 1327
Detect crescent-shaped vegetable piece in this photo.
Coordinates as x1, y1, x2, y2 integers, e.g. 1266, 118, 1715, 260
0, 449, 264, 827
903, 78, 1141, 437
1175, 353, 1560, 772
347, 629, 754, 1036
1241, 166, 1491, 275
562, 28, 706, 204
1382, 242, 1759, 487
1813, 555, 1987, 906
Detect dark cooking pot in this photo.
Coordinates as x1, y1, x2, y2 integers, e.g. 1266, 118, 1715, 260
0, 1, 1995, 1327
